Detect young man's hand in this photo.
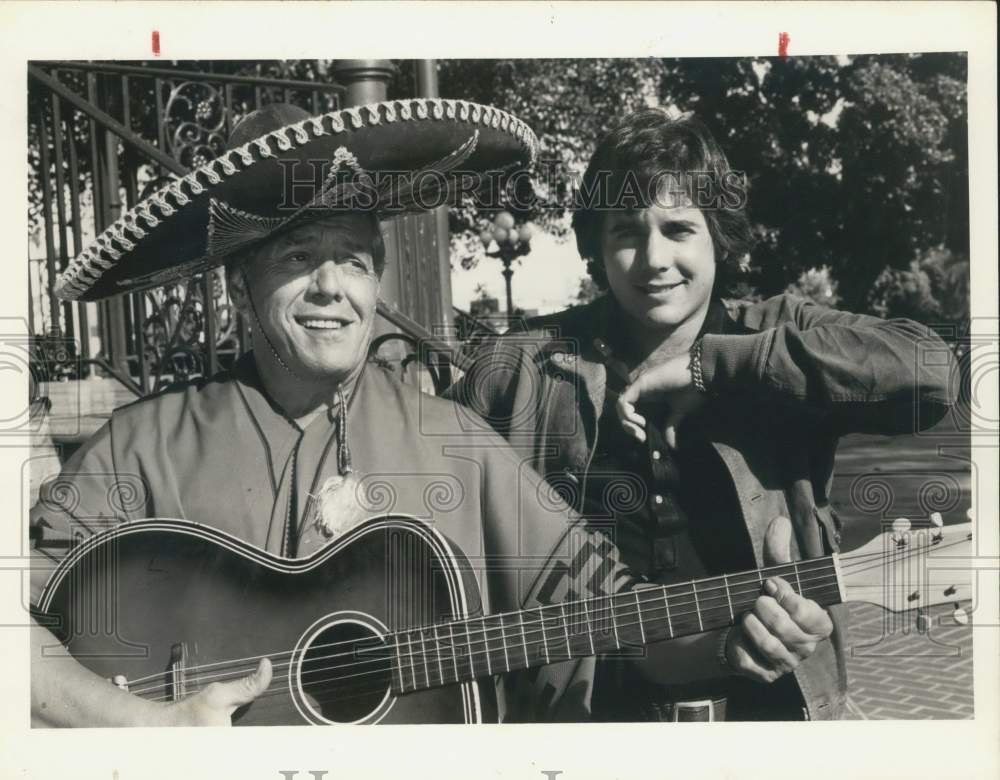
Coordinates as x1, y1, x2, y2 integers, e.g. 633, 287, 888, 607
616, 351, 706, 448
724, 516, 834, 683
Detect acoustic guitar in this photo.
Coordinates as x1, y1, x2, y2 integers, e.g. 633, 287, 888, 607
35, 515, 973, 724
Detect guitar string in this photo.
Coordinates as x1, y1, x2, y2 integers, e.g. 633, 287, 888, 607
128, 575, 846, 701
124, 539, 943, 699
143, 528, 966, 705
123, 549, 882, 690
210, 589, 843, 708
163, 531, 951, 701
124, 564, 843, 696
121, 542, 913, 689
134, 577, 872, 701
124, 537, 952, 698
135, 543, 959, 707
354, 537, 959, 675
378, 540, 943, 689
118, 557, 829, 690
163, 591, 875, 707
123, 535, 961, 696
135, 580, 847, 705
229, 540, 953, 710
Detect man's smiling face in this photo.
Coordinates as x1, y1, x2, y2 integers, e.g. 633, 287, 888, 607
599, 193, 716, 333
231, 213, 381, 385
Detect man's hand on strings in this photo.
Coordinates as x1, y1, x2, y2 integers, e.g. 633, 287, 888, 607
162, 657, 272, 726
723, 516, 834, 683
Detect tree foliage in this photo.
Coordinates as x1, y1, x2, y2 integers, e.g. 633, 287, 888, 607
438, 54, 969, 323
29, 57, 969, 327
868, 247, 969, 323
786, 265, 841, 309
437, 59, 662, 267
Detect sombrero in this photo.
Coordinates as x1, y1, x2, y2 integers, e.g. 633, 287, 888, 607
55, 99, 538, 301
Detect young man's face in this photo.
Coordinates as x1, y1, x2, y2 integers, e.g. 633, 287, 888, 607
231, 213, 381, 385
599, 195, 716, 333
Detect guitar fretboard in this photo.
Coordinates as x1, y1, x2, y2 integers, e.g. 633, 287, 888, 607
391, 557, 842, 694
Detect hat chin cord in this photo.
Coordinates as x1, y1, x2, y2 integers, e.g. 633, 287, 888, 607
241, 268, 302, 382
240, 272, 353, 492
239, 269, 354, 421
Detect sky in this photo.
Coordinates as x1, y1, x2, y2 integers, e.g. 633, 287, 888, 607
450, 229, 589, 316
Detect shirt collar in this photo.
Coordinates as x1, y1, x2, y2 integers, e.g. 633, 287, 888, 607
598, 295, 731, 366
233, 350, 361, 432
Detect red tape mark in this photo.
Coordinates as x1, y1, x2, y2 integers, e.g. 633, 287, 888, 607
152, 30, 161, 57
778, 32, 790, 59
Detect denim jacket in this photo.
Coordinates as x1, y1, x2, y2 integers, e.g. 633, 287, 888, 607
450, 293, 956, 720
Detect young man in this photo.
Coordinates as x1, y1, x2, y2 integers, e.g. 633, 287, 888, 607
450, 108, 956, 720
29, 101, 599, 726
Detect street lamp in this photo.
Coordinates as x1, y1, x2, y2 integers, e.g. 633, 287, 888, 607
479, 211, 533, 319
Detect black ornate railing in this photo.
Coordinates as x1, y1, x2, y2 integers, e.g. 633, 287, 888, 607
28, 59, 474, 418
28, 60, 347, 396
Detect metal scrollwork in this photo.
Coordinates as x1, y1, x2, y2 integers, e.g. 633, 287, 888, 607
141, 269, 237, 391
164, 81, 228, 170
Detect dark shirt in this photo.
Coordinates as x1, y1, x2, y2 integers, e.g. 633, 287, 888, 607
450, 292, 956, 720
585, 307, 786, 721
588, 301, 752, 584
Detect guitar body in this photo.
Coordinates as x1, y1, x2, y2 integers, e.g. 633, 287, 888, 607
37, 516, 496, 725
38, 511, 972, 727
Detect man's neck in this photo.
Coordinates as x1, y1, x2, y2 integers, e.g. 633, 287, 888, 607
251, 352, 360, 421
617, 302, 710, 372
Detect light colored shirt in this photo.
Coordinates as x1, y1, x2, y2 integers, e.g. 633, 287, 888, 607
30, 354, 608, 721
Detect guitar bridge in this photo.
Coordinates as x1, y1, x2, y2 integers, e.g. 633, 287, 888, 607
168, 642, 189, 701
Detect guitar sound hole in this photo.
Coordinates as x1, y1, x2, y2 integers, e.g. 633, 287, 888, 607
298, 620, 392, 724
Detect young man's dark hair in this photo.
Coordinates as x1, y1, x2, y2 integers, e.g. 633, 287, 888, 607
572, 108, 754, 293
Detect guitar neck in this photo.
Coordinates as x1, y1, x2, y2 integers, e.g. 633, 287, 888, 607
389, 521, 974, 695
390, 557, 843, 695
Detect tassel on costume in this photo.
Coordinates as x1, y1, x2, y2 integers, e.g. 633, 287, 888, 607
309, 468, 366, 539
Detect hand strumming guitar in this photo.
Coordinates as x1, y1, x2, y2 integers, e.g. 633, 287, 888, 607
30, 617, 272, 727
161, 658, 273, 726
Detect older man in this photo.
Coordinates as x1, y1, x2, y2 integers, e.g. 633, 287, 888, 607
29, 101, 603, 726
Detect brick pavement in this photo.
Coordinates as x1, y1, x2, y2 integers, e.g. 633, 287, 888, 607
832, 403, 974, 720
842, 601, 974, 719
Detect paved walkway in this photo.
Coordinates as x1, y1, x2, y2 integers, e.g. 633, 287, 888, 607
834, 403, 974, 720
39, 377, 139, 443
843, 602, 974, 719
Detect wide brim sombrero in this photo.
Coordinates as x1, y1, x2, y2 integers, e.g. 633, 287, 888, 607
56, 99, 538, 302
